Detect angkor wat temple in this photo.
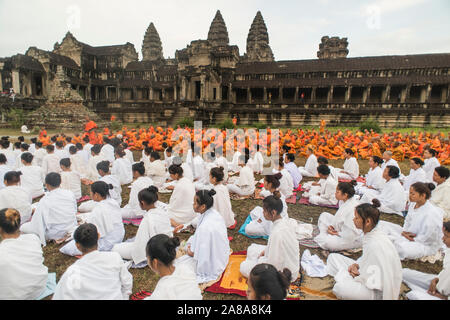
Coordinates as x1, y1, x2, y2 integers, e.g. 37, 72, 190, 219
1, 10, 449, 128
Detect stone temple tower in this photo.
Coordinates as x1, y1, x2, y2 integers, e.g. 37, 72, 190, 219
245, 11, 274, 62
207, 10, 230, 47
142, 23, 164, 62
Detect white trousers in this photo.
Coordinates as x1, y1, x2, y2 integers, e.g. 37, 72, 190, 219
314, 212, 362, 251
227, 184, 254, 197
326, 253, 379, 300
245, 207, 272, 237
298, 167, 317, 178
112, 242, 134, 261
378, 221, 433, 260
240, 244, 267, 279
309, 195, 338, 206
402, 268, 443, 300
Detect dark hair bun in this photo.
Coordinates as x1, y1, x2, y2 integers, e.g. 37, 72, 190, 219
350, 180, 358, 187
167, 237, 180, 250
372, 199, 381, 209
273, 190, 281, 200
148, 186, 159, 194
208, 189, 217, 197
278, 268, 292, 289
427, 183, 436, 192
274, 173, 282, 180
108, 184, 114, 190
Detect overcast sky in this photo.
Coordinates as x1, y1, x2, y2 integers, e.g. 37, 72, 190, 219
1, 0, 449, 61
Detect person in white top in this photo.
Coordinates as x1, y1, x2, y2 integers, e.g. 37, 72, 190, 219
315, 182, 363, 251
423, 148, 441, 184
60, 181, 125, 256
401, 158, 427, 193
246, 263, 292, 301
305, 165, 338, 207
112, 147, 133, 185
82, 136, 93, 161
210, 167, 236, 228
113, 186, 173, 265
122, 143, 135, 165
431, 167, 450, 221
54, 141, 69, 160
214, 146, 229, 183
194, 152, 215, 191
75, 143, 90, 166
378, 182, 444, 260
355, 156, 385, 198
166, 164, 196, 227
60, 158, 82, 200
338, 148, 359, 180
100, 138, 115, 164
79, 161, 122, 212
240, 193, 300, 282
298, 146, 319, 178
63, 137, 74, 153
145, 234, 202, 300
0, 140, 16, 167
42, 145, 62, 175
0, 154, 11, 190
146, 152, 167, 189
360, 166, 407, 216
326, 201, 403, 300
0, 208, 53, 300
227, 154, 255, 197
402, 221, 450, 300
85, 144, 104, 182
13, 143, 30, 170
0, 171, 32, 225
20, 173, 78, 246
29, 138, 37, 154
19, 152, 45, 199
381, 151, 401, 175
32, 142, 47, 167
246, 175, 288, 238
53, 223, 133, 300
121, 162, 155, 219
273, 157, 294, 199
69, 146, 88, 179
177, 189, 230, 285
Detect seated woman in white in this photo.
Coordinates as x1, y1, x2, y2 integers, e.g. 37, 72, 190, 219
53, 223, 132, 300
0, 154, 11, 190
214, 146, 229, 183
240, 194, 299, 282
85, 144, 104, 182
274, 157, 294, 199
302, 157, 339, 192
355, 156, 385, 198
20, 173, 78, 246
69, 145, 88, 179
227, 154, 255, 197
60, 181, 125, 257
284, 153, 302, 190
144, 234, 203, 300
360, 166, 407, 216
402, 221, 450, 300
378, 182, 444, 260
60, 158, 82, 200
0, 171, 32, 225
305, 165, 338, 207
210, 167, 236, 229
19, 152, 45, 199
194, 152, 216, 191
246, 176, 288, 238
423, 148, 441, 184
166, 164, 196, 228
337, 148, 359, 181
121, 162, 155, 219
246, 264, 292, 301
327, 201, 403, 300
79, 161, 122, 213
381, 151, 401, 174
228, 149, 242, 173
298, 146, 318, 177
163, 157, 193, 191
431, 167, 450, 221
146, 151, 167, 189
113, 186, 173, 265
177, 190, 230, 287
315, 182, 363, 252
0, 208, 54, 300
112, 147, 133, 186
401, 158, 427, 194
